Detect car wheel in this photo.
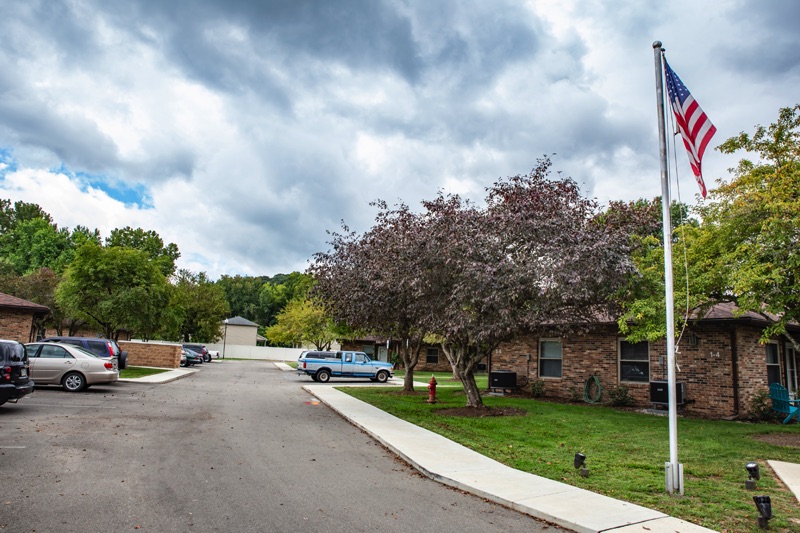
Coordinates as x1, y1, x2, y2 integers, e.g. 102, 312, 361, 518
204, 354, 211, 363
62, 372, 86, 392
375, 370, 389, 383
0, 399, 7, 406
316, 369, 331, 383
119, 354, 128, 370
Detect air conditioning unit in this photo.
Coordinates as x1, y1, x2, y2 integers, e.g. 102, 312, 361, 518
650, 381, 686, 405
490, 371, 517, 388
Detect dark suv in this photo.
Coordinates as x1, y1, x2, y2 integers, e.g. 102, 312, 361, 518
41, 336, 128, 369
182, 344, 211, 363
0, 340, 34, 406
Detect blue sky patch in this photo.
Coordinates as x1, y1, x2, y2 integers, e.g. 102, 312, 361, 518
0, 147, 19, 178
50, 163, 153, 209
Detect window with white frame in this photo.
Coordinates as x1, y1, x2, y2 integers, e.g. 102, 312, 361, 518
766, 342, 781, 385
786, 345, 797, 397
619, 340, 649, 383
539, 339, 562, 378
426, 347, 439, 364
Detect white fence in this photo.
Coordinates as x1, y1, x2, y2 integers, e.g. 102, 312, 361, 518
203, 343, 304, 361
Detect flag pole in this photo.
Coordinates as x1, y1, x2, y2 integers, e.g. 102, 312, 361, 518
653, 41, 683, 495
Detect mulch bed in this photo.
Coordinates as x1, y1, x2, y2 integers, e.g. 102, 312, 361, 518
435, 406, 527, 417
752, 433, 800, 448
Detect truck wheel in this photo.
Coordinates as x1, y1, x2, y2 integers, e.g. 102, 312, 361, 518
316, 369, 331, 383
375, 370, 389, 383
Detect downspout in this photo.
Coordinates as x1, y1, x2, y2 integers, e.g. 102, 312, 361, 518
730, 326, 740, 416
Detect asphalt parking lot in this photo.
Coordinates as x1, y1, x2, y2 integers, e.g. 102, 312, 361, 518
1, 361, 562, 533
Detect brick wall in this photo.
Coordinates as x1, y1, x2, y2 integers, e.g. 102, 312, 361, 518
493, 323, 783, 419
119, 341, 182, 368
0, 310, 36, 342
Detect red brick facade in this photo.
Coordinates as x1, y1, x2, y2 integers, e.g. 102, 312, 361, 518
0, 292, 50, 343
492, 322, 797, 419
0, 310, 39, 343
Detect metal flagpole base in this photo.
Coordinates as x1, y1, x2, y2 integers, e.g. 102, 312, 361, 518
665, 462, 684, 495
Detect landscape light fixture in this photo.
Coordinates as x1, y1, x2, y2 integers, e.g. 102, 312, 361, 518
746, 462, 760, 490
753, 495, 772, 529
574, 452, 589, 478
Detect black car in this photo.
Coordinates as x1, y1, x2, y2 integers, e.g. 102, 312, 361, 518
0, 340, 34, 406
183, 344, 211, 363
40, 336, 128, 369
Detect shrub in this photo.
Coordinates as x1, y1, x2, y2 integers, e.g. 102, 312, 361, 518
749, 388, 779, 422
530, 379, 546, 398
568, 386, 583, 403
607, 385, 635, 407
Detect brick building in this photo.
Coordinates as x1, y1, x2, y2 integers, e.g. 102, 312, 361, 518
0, 292, 50, 343
490, 302, 799, 419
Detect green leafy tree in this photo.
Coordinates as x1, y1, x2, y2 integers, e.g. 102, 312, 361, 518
165, 270, 230, 342
56, 243, 171, 339
619, 105, 800, 350
258, 272, 313, 326
106, 226, 180, 277
265, 298, 337, 349
216, 274, 268, 321
701, 104, 800, 344
0, 199, 52, 233
0, 218, 72, 274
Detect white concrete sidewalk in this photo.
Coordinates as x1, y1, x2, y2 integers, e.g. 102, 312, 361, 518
304, 384, 715, 533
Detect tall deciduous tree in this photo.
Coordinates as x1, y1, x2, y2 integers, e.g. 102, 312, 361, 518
700, 105, 800, 345
265, 297, 337, 349
106, 226, 180, 277
311, 201, 433, 392
166, 269, 230, 343
313, 158, 634, 406
56, 243, 171, 339
423, 159, 634, 407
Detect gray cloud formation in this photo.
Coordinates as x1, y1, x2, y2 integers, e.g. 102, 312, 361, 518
0, 0, 797, 278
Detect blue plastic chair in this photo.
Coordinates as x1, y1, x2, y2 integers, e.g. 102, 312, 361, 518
769, 383, 800, 424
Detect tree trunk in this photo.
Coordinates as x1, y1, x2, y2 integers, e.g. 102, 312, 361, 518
403, 371, 415, 391
458, 367, 484, 408
400, 336, 423, 392
442, 342, 485, 408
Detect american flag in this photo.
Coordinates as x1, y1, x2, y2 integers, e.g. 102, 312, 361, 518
663, 59, 716, 198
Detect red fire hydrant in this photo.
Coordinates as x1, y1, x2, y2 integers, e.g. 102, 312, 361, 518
427, 375, 437, 404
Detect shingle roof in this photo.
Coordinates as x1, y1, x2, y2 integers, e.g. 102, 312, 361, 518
0, 292, 50, 314
224, 316, 260, 327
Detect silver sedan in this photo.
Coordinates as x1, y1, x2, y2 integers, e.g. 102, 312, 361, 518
24, 342, 119, 392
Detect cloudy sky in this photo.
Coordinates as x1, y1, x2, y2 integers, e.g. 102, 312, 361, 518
0, 1, 797, 280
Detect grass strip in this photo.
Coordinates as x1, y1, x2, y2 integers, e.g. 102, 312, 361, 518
343, 385, 800, 531
119, 366, 171, 379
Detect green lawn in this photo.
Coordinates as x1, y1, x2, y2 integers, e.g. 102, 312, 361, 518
342, 385, 800, 532
395, 370, 489, 389
119, 366, 170, 379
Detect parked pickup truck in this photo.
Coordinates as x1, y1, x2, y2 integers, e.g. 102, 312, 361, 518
297, 350, 394, 383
